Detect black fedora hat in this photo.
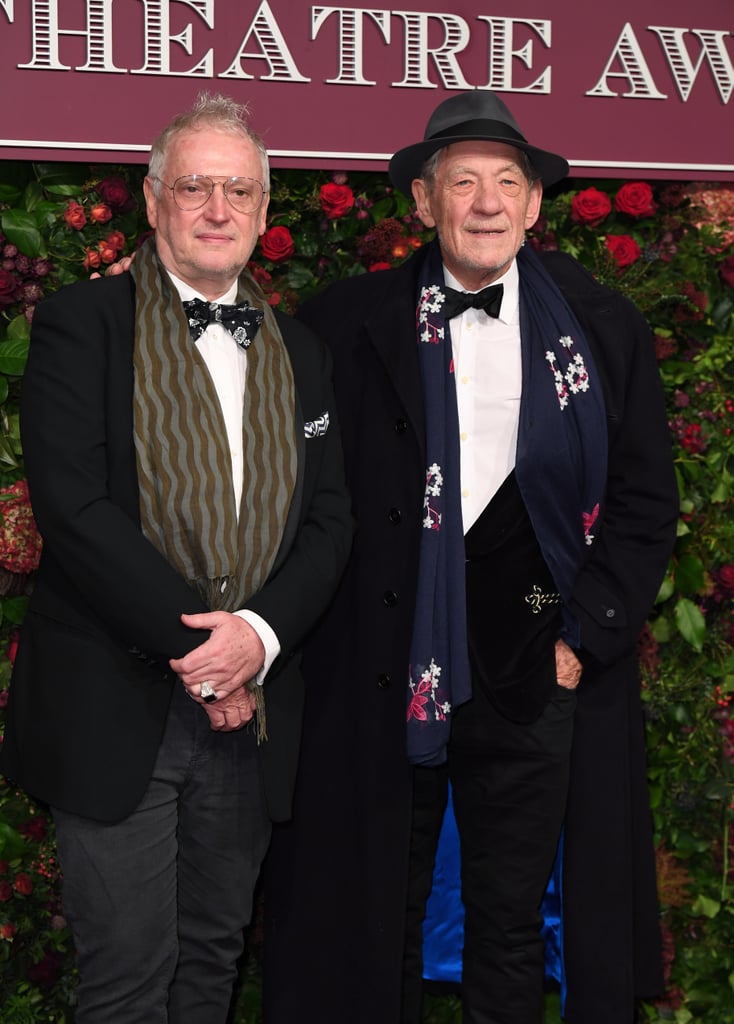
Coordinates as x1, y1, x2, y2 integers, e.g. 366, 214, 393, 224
388, 90, 569, 196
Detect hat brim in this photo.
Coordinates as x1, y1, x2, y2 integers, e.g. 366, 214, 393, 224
388, 134, 569, 197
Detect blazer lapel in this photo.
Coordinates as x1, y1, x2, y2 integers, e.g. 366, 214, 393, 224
364, 254, 427, 466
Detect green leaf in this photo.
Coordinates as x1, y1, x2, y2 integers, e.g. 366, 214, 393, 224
655, 574, 675, 603
649, 615, 672, 642
674, 597, 706, 651
0, 184, 22, 203
703, 779, 731, 801
0, 336, 29, 377
674, 554, 706, 595
691, 893, 720, 919
0, 434, 19, 469
6, 314, 30, 341
0, 821, 25, 860
0, 209, 43, 257
3, 595, 29, 624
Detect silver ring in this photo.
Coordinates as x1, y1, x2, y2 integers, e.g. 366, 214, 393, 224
200, 681, 219, 704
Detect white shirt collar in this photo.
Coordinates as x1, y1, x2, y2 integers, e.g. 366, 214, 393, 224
443, 258, 520, 325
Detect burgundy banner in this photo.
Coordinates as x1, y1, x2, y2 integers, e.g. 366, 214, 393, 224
0, 0, 732, 180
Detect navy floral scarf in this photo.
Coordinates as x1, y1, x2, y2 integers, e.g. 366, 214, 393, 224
406, 240, 607, 766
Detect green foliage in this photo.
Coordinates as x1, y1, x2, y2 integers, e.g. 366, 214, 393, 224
0, 165, 732, 1020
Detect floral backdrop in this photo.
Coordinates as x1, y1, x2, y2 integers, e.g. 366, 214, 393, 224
0, 161, 732, 1024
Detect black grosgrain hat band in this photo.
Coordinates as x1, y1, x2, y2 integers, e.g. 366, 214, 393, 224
429, 119, 527, 146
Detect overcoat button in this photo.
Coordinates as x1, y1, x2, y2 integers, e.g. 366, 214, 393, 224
388, 507, 402, 524
606, 608, 616, 618
394, 418, 408, 434
377, 674, 391, 688
383, 590, 398, 607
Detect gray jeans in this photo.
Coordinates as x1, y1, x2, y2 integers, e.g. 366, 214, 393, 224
53, 683, 271, 1024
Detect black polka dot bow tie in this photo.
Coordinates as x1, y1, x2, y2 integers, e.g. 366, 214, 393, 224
182, 297, 264, 348
442, 283, 504, 321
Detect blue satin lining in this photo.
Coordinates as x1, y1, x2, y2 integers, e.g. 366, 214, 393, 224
422, 785, 566, 1009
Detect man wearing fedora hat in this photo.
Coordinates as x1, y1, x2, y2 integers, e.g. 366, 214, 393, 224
264, 91, 677, 1023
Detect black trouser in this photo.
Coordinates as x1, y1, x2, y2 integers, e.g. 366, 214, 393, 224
402, 683, 576, 1024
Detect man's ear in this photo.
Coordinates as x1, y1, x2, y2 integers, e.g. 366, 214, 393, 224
412, 179, 436, 230
143, 177, 158, 230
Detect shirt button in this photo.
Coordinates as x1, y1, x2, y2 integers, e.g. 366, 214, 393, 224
377, 674, 391, 688
383, 590, 398, 607
460, 432, 468, 442
388, 507, 402, 524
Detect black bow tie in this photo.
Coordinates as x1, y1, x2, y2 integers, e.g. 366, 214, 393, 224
442, 283, 504, 321
182, 296, 264, 348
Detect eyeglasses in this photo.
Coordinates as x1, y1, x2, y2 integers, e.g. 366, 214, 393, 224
155, 174, 267, 215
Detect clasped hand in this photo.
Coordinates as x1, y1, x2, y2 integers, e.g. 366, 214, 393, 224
170, 611, 265, 732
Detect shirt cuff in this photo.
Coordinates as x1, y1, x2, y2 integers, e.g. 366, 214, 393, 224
234, 609, 280, 685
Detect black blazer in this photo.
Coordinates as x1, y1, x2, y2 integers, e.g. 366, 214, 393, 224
0, 272, 352, 823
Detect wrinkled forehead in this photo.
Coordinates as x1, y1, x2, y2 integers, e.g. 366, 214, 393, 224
163, 128, 262, 179
435, 139, 530, 178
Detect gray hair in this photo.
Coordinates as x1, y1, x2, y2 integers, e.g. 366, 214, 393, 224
419, 144, 539, 190
148, 92, 270, 193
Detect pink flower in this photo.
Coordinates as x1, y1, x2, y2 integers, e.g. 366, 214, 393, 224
0, 479, 42, 574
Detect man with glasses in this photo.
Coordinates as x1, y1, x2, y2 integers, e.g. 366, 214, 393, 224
0, 93, 352, 1024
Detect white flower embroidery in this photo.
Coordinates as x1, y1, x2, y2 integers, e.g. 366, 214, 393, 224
545, 338, 590, 410
423, 463, 443, 530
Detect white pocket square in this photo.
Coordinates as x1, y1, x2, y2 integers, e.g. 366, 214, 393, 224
304, 412, 330, 438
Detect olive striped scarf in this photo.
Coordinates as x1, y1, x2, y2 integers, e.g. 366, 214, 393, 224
130, 239, 297, 726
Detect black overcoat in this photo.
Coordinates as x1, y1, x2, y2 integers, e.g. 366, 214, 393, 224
0, 272, 353, 825
264, 248, 678, 1023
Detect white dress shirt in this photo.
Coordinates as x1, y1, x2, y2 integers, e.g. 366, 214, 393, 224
445, 259, 522, 534
167, 271, 279, 682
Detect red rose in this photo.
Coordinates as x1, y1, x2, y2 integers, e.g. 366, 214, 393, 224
0, 922, 16, 940
319, 183, 354, 220
106, 230, 126, 252
0, 881, 12, 902
83, 246, 101, 271
97, 176, 134, 212
13, 872, 33, 896
0, 269, 17, 308
614, 182, 657, 218
605, 234, 641, 269
99, 241, 117, 264
719, 254, 734, 289
248, 263, 272, 288
369, 262, 391, 272
259, 226, 295, 264
570, 188, 612, 226
391, 242, 409, 260
89, 202, 112, 224
63, 200, 87, 230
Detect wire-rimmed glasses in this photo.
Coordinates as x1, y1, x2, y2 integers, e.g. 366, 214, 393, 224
155, 174, 267, 215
